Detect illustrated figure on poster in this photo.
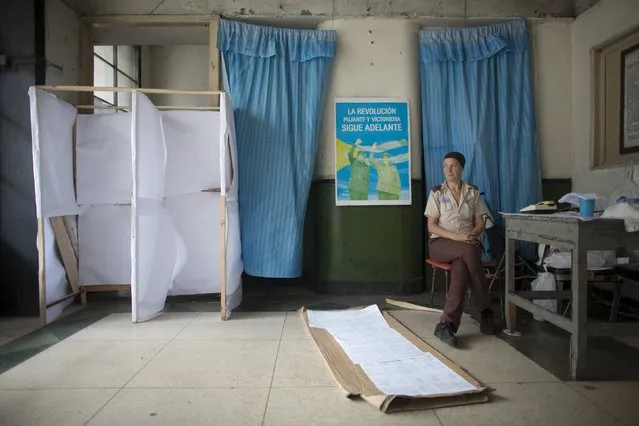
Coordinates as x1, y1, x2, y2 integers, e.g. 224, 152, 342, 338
347, 139, 370, 200
370, 143, 401, 200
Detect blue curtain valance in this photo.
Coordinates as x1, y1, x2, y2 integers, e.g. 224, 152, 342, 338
218, 19, 336, 62
419, 18, 529, 64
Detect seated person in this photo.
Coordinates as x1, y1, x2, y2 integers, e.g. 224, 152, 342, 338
424, 152, 495, 347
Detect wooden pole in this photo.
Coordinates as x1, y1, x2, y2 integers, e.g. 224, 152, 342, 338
220, 194, 228, 321
209, 19, 220, 108
37, 218, 47, 326
34, 85, 222, 95
74, 105, 220, 111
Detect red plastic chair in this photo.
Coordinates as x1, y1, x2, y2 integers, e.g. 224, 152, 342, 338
426, 258, 453, 307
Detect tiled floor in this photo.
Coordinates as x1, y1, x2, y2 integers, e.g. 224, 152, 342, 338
0, 309, 637, 426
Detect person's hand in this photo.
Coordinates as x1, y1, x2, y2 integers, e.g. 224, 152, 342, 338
372, 143, 377, 151
355, 139, 362, 146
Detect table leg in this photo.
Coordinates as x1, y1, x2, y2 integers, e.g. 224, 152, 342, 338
505, 237, 517, 332
570, 246, 588, 380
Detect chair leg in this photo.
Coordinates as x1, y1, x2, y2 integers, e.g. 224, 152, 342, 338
430, 267, 437, 307
445, 271, 449, 298
610, 280, 622, 322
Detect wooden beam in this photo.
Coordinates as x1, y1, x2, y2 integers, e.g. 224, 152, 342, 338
50, 217, 80, 294
220, 194, 228, 321
86, 15, 214, 25
209, 19, 220, 107
78, 18, 94, 107
46, 290, 85, 309
37, 218, 46, 326
35, 85, 222, 95
82, 284, 130, 292
75, 104, 220, 111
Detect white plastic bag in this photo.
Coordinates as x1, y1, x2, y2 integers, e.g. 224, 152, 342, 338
531, 272, 557, 322
609, 162, 639, 206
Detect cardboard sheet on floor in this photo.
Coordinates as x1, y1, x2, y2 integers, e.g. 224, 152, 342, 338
299, 306, 492, 413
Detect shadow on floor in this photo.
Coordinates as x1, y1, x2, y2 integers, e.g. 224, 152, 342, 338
1, 280, 638, 382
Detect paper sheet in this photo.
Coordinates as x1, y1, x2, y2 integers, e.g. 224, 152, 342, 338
307, 305, 478, 397
360, 353, 476, 397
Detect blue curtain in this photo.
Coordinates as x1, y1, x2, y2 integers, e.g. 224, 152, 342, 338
218, 19, 336, 278
419, 19, 542, 230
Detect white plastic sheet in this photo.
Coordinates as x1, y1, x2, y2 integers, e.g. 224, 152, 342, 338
43, 219, 74, 324
133, 199, 185, 322
131, 91, 184, 322
220, 92, 243, 317
78, 205, 131, 286
165, 192, 220, 295
132, 92, 166, 201
163, 111, 221, 197
76, 113, 132, 205
28, 87, 79, 218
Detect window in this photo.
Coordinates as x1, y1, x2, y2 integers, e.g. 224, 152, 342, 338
93, 45, 141, 109
593, 28, 639, 168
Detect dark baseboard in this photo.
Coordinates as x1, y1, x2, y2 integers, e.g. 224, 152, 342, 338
311, 277, 424, 296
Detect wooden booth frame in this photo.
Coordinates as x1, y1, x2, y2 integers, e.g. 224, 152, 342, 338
33, 85, 233, 325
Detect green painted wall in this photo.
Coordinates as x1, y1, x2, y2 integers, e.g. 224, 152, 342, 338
302, 180, 425, 295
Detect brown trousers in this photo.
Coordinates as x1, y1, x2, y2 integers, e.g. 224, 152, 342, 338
429, 238, 491, 329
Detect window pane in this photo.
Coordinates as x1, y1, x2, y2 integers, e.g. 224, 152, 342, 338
93, 56, 114, 103
117, 46, 138, 81
94, 45, 114, 64
117, 72, 136, 106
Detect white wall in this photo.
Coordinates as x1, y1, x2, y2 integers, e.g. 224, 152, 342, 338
45, 0, 80, 105
532, 20, 573, 179
314, 18, 574, 181
315, 19, 422, 180
144, 45, 209, 107
572, 0, 639, 193
572, 0, 639, 299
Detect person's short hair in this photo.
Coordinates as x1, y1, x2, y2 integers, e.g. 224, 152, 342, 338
382, 153, 391, 159
444, 152, 466, 168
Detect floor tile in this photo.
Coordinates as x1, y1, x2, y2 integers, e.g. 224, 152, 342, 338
614, 336, 639, 350
175, 312, 285, 341
127, 340, 279, 388
568, 381, 639, 426
435, 382, 623, 426
0, 389, 117, 426
263, 387, 441, 426
281, 312, 311, 340
272, 339, 335, 387
0, 317, 41, 346
390, 311, 558, 384
0, 340, 164, 389
87, 388, 269, 426
68, 312, 197, 341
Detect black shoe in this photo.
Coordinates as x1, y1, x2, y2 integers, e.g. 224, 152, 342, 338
434, 321, 458, 347
480, 309, 495, 335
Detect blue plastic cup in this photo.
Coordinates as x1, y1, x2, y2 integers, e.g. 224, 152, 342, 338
579, 198, 595, 217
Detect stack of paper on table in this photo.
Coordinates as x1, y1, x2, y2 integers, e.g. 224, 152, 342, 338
300, 305, 493, 413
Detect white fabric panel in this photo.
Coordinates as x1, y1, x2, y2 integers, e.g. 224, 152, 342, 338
78, 205, 131, 285
28, 87, 79, 218
162, 111, 221, 197
225, 199, 243, 314
76, 113, 132, 205
43, 219, 74, 324
165, 192, 220, 295
132, 92, 166, 201
131, 91, 178, 323
220, 92, 243, 318
132, 199, 185, 322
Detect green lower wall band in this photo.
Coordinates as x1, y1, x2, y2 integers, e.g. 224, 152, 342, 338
299, 178, 571, 295
303, 179, 426, 294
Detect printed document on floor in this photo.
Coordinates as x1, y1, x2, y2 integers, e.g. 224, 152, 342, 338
306, 305, 476, 397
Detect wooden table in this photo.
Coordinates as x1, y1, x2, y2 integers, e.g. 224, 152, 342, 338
502, 213, 639, 381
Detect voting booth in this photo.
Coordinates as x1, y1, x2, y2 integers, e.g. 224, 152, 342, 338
28, 86, 242, 324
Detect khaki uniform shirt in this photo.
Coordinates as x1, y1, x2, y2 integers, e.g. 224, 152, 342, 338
424, 181, 490, 239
